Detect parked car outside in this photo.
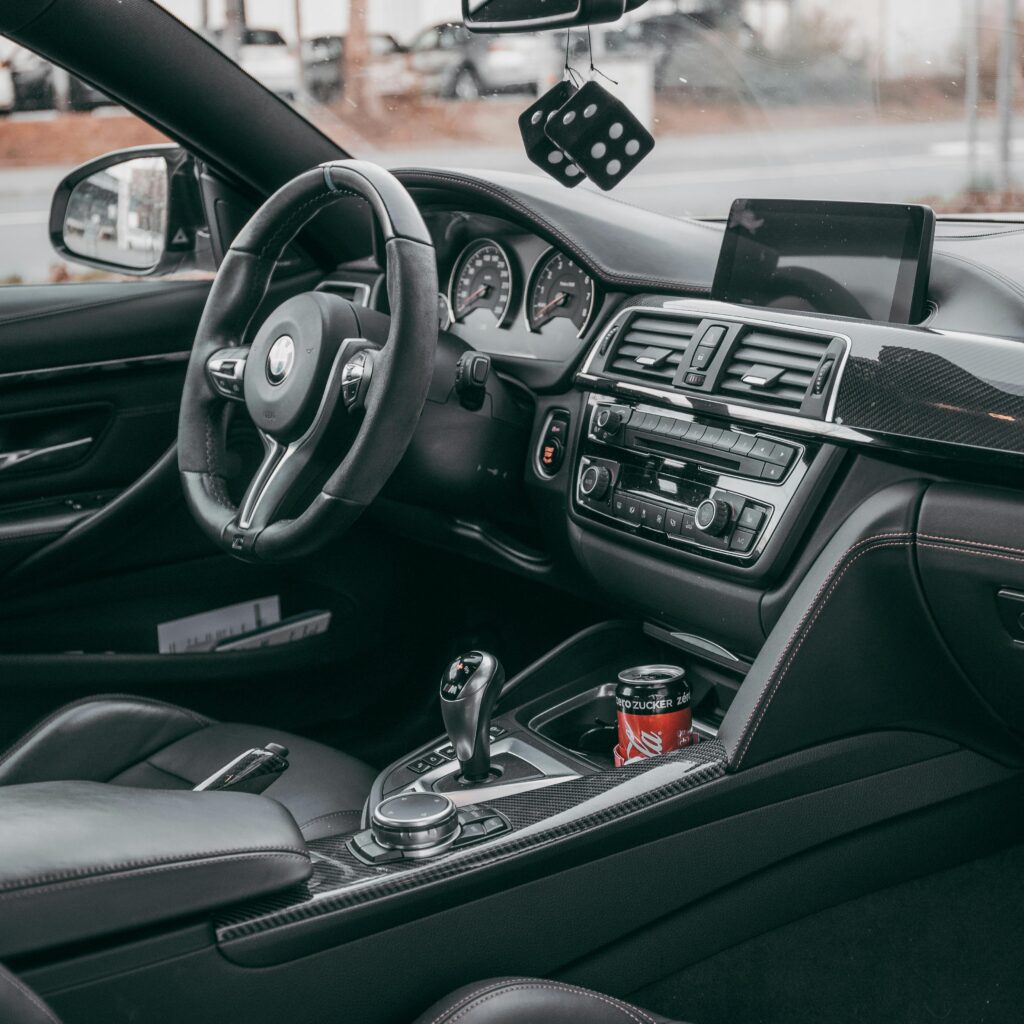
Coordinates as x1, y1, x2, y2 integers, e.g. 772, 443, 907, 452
302, 32, 411, 104
408, 21, 547, 100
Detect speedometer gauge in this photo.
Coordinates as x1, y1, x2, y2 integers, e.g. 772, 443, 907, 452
527, 250, 596, 335
449, 239, 514, 325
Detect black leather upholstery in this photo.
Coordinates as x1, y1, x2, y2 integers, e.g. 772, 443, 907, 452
0, 969, 694, 1024
0, 965, 58, 1024
413, 978, 679, 1024
0, 781, 311, 958
0, 695, 376, 838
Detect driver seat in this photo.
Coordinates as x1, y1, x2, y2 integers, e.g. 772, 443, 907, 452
0, 695, 376, 839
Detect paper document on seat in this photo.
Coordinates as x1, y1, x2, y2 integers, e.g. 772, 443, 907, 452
157, 596, 281, 653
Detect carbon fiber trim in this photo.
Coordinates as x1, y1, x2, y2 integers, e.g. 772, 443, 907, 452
215, 741, 726, 942
836, 340, 1024, 454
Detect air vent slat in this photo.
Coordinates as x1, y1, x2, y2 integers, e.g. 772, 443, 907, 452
718, 327, 830, 412
603, 313, 699, 385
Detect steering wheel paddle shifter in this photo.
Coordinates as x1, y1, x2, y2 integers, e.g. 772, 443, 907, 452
440, 651, 505, 783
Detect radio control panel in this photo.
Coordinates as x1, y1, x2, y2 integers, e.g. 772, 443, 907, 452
574, 396, 813, 563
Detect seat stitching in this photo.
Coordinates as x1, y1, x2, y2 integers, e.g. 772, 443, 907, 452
0, 845, 308, 893
435, 981, 656, 1024
0, 695, 213, 772
918, 533, 1024, 556
732, 532, 913, 768
0, 853, 309, 902
916, 542, 1024, 565
0, 967, 62, 1024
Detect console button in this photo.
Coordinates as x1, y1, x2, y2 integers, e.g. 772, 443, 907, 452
488, 724, 507, 739
738, 506, 766, 531
482, 816, 507, 835
679, 512, 698, 538
408, 759, 431, 774
760, 462, 786, 482
730, 529, 756, 553
640, 501, 667, 531
616, 494, 642, 525
540, 438, 564, 473
424, 752, 445, 767
690, 345, 716, 371
665, 507, 684, 535
751, 438, 775, 460
436, 744, 456, 760
668, 418, 688, 438
698, 324, 728, 348
716, 432, 740, 451
767, 443, 796, 467
731, 433, 756, 455
460, 821, 488, 839
702, 426, 723, 447
685, 421, 707, 441
683, 372, 706, 387
656, 416, 675, 434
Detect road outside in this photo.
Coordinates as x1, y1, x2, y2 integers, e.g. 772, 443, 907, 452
1, 106, 1020, 285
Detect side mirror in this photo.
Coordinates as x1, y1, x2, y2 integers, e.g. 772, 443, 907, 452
462, 0, 647, 34
50, 145, 204, 276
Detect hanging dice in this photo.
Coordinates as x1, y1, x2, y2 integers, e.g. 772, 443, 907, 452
517, 81, 586, 188
544, 80, 655, 191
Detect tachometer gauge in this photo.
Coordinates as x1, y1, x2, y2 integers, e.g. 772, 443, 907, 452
527, 250, 596, 335
449, 239, 514, 325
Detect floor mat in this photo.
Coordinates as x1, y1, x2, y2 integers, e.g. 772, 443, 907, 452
633, 842, 1024, 1024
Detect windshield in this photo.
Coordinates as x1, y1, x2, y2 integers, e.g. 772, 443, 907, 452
161, 2, 1024, 217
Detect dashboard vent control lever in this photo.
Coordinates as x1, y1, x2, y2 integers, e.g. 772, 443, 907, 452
193, 743, 290, 795
455, 352, 490, 411
741, 364, 786, 388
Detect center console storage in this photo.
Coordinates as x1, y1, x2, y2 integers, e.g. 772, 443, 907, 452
0, 781, 311, 958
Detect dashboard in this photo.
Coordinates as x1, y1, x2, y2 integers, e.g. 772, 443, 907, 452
334, 167, 1024, 662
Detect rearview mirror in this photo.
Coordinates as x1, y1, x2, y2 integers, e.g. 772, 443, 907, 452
462, 0, 647, 34
50, 145, 205, 276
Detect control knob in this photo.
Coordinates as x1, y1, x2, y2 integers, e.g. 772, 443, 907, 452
370, 792, 460, 858
580, 464, 612, 500
694, 498, 731, 536
593, 406, 625, 438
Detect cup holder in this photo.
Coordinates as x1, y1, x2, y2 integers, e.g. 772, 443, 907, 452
528, 683, 620, 767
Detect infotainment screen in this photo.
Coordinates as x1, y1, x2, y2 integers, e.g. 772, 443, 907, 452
711, 199, 935, 324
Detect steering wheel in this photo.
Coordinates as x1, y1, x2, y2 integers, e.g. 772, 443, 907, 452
178, 160, 438, 561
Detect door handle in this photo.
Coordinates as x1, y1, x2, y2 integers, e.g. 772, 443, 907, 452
0, 437, 93, 473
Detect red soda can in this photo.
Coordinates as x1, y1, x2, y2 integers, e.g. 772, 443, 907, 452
614, 665, 692, 765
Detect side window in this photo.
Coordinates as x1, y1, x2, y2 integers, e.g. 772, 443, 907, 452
0, 37, 172, 287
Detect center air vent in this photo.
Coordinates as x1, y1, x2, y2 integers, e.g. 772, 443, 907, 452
719, 328, 830, 411
606, 313, 698, 385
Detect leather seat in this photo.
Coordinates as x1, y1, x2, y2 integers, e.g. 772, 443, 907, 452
0, 695, 376, 839
413, 978, 682, 1023
0, 968, 683, 1024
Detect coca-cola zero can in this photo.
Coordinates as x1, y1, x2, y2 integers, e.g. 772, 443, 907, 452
614, 664, 692, 765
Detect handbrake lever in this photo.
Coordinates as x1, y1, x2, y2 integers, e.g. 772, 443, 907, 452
193, 742, 290, 795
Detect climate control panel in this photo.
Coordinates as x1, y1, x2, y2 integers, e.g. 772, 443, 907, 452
574, 396, 812, 563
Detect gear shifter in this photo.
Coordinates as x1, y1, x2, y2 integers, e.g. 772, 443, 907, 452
440, 651, 505, 783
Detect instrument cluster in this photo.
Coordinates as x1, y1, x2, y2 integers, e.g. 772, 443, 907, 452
428, 211, 601, 362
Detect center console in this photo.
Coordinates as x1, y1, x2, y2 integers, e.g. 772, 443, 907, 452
575, 395, 813, 564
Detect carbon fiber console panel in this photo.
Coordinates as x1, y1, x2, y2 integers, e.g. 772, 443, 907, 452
215, 740, 726, 946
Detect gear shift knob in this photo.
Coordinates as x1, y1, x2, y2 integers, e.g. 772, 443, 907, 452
440, 651, 505, 783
